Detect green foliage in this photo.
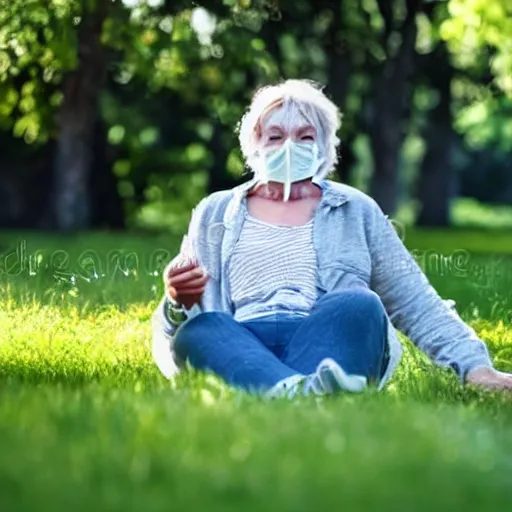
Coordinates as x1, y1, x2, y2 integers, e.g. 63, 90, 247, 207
0, 0, 274, 147
455, 95, 512, 151
396, 197, 512, 233
95, 1, 278, 226
1, 0, 512, 228
0, 0, 81, 142
440, 0, 512, 95
452, 198, 512, 231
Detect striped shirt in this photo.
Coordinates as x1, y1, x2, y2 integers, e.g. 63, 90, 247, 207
228, 202, 319, 322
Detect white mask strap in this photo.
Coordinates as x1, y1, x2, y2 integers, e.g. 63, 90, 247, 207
284, 139, 292, 202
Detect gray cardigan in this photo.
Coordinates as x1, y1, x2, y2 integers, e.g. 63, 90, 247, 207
152, 178, 494, 389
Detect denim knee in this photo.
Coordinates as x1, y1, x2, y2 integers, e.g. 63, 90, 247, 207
174, 311, 231, 354
318, 289, 386, 318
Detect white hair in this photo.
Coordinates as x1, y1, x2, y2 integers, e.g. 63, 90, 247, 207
237, 78, 342, 181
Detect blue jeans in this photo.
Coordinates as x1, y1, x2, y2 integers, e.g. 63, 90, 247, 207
174, 289, 390, 393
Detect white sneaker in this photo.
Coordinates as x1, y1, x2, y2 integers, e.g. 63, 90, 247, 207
265, 359, 367, 399
315, 358, 367, 393
266, 373, 325, 399
265, 374, 308, 399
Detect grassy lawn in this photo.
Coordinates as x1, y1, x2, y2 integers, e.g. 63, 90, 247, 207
0, 229, 511, 511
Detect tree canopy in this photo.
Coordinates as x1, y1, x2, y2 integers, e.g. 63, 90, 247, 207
0, 0, 510, 230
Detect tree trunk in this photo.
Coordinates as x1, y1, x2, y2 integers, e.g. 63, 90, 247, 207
367, 0, 420, 215
207, 121, 242, 194
416, 42, 456, 227
260, 19, 284, 78
324, 0, 354, 184
53, 0, 108, 230
89, 116, 125, 229
337, 133, 356, 185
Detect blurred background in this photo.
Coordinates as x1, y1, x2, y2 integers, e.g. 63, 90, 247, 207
0, 0, 511, 236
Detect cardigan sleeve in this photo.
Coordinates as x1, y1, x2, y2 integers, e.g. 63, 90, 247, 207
368, 201, 494, 382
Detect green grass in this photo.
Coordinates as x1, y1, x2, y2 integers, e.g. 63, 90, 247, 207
0, 229, 511, 512
405, 227, 512, 254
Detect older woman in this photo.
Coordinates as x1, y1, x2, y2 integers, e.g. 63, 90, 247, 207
152, 79, 512, 397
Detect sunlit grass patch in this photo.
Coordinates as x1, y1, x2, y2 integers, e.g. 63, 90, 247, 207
0, 298, 158, 385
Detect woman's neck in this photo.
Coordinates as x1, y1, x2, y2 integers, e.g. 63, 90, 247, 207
248, 179, 322, 201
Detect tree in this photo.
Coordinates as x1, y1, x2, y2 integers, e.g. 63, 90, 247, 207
54, 0, 109, 230
415, 41, 457, 226
365, 0, 422, 215
1, 0, 511, 232
0, 0, 114, 230
0, 0, 273, 230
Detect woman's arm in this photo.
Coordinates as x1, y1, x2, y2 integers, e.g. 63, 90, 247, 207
151, 295, 183, 379
151, 197, 209, 379
368, 201, 496, 384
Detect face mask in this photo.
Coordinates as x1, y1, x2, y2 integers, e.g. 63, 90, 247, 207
260, 139, 324, 201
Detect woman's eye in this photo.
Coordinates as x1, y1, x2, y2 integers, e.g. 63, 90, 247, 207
302, 135, 314, 140
269, 135, 282, 141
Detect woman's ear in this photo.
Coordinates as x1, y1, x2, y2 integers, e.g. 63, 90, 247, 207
254, 120, 262, 140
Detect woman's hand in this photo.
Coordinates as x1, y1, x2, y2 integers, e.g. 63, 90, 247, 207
163, 235, 209, 310
164, 260, 209, 310
466, 366, 512, 391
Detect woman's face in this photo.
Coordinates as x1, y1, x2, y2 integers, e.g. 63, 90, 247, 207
258, 102, 317, 151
